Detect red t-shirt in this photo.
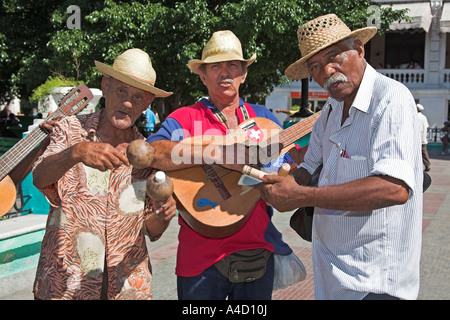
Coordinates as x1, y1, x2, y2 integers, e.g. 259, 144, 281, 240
155, 100, 276, 277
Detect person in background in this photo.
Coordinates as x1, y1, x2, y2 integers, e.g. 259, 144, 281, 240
441, 120, 449, 155
142, 106, 157, 137
417, 104, 430, 171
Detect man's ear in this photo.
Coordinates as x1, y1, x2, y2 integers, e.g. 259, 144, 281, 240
354, 39, 365, 59
241, 63, 247, 84
146, 93, 156, 106
198, 69, 207, 86
101, 77, 110, 97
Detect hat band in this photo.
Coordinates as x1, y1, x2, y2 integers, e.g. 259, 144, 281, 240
203, 47, 242, 60
126, 73, 155, 86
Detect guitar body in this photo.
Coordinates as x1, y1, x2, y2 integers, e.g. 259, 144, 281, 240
170, 166, 260, 238
169, 117, 300, 238
0, 176, 16, 216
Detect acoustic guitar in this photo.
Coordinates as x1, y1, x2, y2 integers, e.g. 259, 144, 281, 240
0, 85, 93, 217
168, 112, 321, 238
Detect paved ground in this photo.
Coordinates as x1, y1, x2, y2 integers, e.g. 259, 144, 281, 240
2, 152, 449, 300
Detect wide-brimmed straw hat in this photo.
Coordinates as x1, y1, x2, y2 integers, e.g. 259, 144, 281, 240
95, 48, 172, 97
285, 14, 377, 80
188, 30, 256, 74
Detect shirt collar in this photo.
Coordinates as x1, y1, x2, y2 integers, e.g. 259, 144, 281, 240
200, 97, 245, 110
351, 63, 376, 114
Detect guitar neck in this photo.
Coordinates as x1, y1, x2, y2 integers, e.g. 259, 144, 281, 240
277, 111, 321, 147
0, 127, 48, 181
0, 110, 66, 181
0, 84, 92, 183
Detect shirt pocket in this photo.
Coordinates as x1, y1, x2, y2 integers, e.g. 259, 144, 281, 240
336, 156, 369, 185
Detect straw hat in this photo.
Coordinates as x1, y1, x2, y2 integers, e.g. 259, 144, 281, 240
95, 48, 172, 97
285, 14, 377, 80
188, 30, 256, 74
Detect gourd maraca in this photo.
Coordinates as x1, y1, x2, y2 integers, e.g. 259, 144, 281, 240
146, 171, 174, 203
126, 139, 155, 169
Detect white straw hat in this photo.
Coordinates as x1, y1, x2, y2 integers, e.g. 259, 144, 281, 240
285, 14, 377, 80
188, 30, 256, 74
95, 48, 172, 97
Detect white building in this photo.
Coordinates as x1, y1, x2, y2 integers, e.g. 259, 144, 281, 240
266, 0, 450, 132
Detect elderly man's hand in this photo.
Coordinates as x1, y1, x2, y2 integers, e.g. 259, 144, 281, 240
73, 141, 130, 171
257, 174, 307, 212
39, 117, 62, 133
152, 195, 177, 222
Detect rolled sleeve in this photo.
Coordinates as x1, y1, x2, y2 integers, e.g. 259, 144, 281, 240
371, 158, 415, 194
369, 89, 420, 196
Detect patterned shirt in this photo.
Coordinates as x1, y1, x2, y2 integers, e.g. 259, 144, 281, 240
32, 110, 158, 300
300, 64, 423, 299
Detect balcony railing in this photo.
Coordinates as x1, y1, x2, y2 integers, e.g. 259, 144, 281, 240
378, 69, 425, 86
441, 70, 450, 87
306, 69, 426, 88
304, 69, 450, 89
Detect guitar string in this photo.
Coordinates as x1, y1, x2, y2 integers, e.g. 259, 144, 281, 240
0, 129, 47, 180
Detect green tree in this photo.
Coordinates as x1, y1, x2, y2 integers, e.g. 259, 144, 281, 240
0, 0, 107, 104
0, 0, 60, 103
1, 0, 407, 112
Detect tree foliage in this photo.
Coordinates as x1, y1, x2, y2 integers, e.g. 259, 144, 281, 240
0, 0, 407, 112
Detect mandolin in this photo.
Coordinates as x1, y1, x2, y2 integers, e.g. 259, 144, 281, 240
0, 84, 93, 217
168, 112, 320, 238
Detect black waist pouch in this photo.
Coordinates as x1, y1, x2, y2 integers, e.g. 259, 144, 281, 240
215, 249, 272, 283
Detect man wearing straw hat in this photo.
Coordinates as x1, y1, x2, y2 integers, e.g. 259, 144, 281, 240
32, 48, 177, 299
148, 30, 298, 300
258, 14, 423, 300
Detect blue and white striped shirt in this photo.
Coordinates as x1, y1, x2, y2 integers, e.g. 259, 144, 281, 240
300, 64, 423, 300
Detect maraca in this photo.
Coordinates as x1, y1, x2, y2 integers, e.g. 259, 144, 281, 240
126, 139, 155, 169
146, 171, 174, 204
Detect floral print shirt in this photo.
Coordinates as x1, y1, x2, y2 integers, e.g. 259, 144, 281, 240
32, 110, 157, 300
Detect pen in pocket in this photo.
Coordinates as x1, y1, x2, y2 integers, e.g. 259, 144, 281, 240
340, 149, 349, 158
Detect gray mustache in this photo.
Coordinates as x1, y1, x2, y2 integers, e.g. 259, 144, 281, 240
218, 79, 235, 86
324, 74, 348, 91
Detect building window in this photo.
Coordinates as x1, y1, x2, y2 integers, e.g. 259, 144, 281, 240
384, 31, 425, 69
448, 100, 450, 121
445, 34, 450, 69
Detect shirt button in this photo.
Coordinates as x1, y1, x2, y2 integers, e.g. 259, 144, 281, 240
325, 175, 329, 179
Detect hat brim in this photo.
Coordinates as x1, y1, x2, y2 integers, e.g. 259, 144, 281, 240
188, 53, 257, 74
95, 61, 173, 98
284, 27, 377, 80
